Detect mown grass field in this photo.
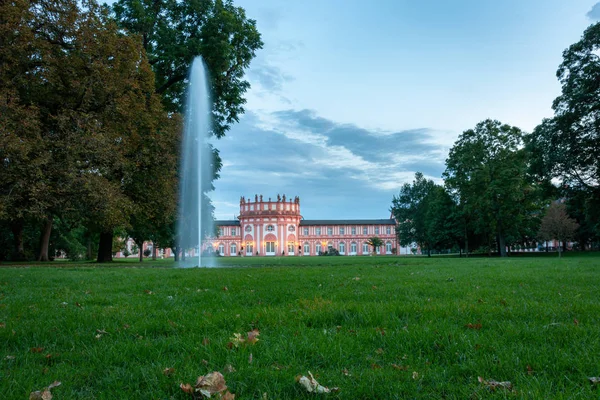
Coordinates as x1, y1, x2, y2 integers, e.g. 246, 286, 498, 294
1, 255, 599, 399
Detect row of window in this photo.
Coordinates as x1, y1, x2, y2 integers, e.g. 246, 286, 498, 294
220, 225, 395, 237
302, 226, 393, 236
215, 241, 394, 256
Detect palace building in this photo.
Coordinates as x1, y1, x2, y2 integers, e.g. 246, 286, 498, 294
209, 194, 398, 256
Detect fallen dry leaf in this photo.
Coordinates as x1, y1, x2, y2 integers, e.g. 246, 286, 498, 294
375, 348, 384, 354
96, 329, 108, 335
478, 376, 513, 391
180, 371, 231, 399
342, 368, 350, 376
229, 329, 260, 348
391, 363, 408, 371
0, 322, 5, 328
29, 381, 61, 400
224, 364, 236, 373
222, 392, 235, 400
163, 368, 175, 376
223, 286, 228, 291
31, 347, 44, 353
75, 302, 82, 308
202, 359, 209, 366
202, 337, 210, 346
144, 290, 154, 295
412, 371, 419, 380
465, 323, 482, 330
371, 363, 382, 370
589, 377, 600, 385
297, 371, 339, 394
5, 355, 15, 360
574, 318, 579, 326
246, 329, 260, 344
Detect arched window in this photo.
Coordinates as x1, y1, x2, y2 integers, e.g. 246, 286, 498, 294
316, 243, 322, 254
386, 241, 392, 254
218, 243, 225, 255
350, 242, 357, 254
339, 242, 346, 254
230, 243, 237, 256
362, 242, 369, 254
304, 242, 310, 255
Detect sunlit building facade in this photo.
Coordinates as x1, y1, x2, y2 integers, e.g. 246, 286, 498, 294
209, 194, 397, 256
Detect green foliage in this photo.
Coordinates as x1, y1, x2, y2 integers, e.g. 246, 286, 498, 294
391, 173, 460, 255
444, 120, 542, 256
366, 236, 384, 254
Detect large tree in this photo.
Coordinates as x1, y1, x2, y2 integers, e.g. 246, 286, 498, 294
528, 23, 600, 242
443, 119, 538, 257
111, 0, 262, 255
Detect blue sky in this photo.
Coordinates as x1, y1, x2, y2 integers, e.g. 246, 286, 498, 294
210, 0, 600, 220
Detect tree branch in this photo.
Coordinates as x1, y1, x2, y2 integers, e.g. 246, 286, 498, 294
156, 73, 186, 95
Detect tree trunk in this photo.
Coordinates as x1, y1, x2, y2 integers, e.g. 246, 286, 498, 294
427, 248, 431, 257
139, 244, 143, 262
173, 247, 179, 262
152, 242, 157, 260
10, 220, 26, 261
37, 215, 53, 261
97, 230, 113, 263
86, 236, 93, 260
558, 240, 562, 258
498, 232, 507, 257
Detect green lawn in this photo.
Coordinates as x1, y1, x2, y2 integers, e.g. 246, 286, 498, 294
1, 255, 599, 399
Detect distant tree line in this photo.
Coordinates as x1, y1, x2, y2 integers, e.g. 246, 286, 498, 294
391, 23, 600, 256
0, 0, 262, 262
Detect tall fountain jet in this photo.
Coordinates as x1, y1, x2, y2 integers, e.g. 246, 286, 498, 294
177, 56, 216, 268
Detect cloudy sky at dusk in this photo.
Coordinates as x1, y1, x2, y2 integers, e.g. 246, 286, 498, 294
208, 0, 600, 220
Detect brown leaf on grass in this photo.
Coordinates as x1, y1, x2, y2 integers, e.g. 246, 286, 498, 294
526, 365, 534, 375
246, 329, 260, 344
297, 371, 339, 394
163, 368, 175, 376
31, 347, 44, 353
223, 286, 228, 291
123, 324, 130, 330
376, 327, 386, 336
144, 290, 154, 295
573, 318, 579, 326
96, 329, 108, 335
224, 364, 236, 373
29, 381, 61, 400
222, 392, 235, 400
180, 383, 194, 394
180, 371, 230, 399
202, 359, 209, 366
342, 368, 350, 376
5, 355, 15, 360
465, 323, 482, 330
75, 302, 82, 308
391, 363, 409, 371
412, 371, 419, 380
202, 337, 210, 346
370, 363, 382, 369
0, 322, 5, 328
589, 377, 600, 385
375, 348, 384, 354
478, 376, 513, 391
